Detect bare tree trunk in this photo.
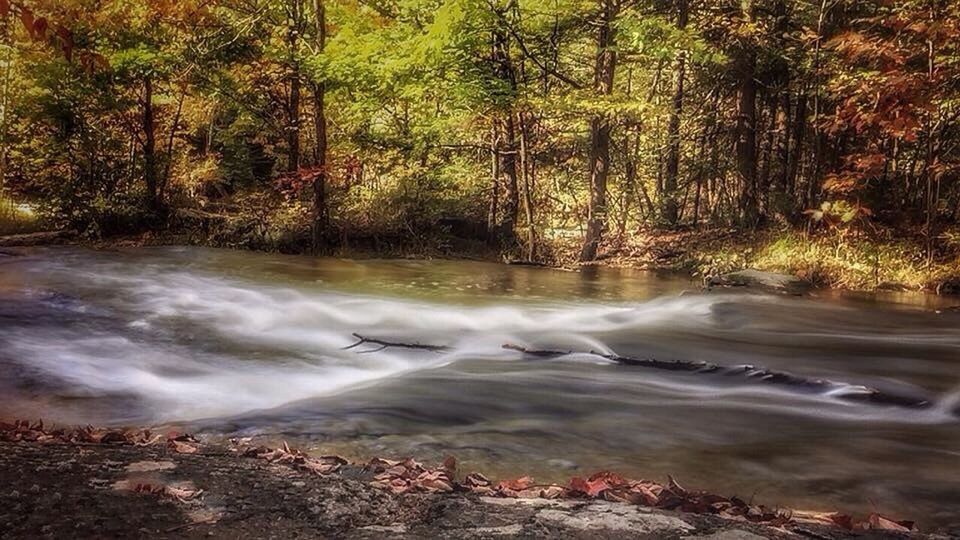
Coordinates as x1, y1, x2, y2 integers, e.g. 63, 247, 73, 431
286, 0, 302, 173
661, 0, 687, 227
734, 0, 758, 228
160, 89, 185, 203
142, 76, 159, 213
580, 0, 618, 262
311, 0, 328, 254
0, 12, 11, 200
487, 123, 500, 240
518, 111, 535, 260
809, 0, 829, 210
787, 92, 806, 210
758, 94, 777, 213
499, 114, 520, 245
772, 89, 790, 213
491, 18, 519, 248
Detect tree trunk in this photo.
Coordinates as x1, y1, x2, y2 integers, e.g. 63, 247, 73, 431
311, 0, 328, 254
142, 76, 159, 213
769, 0, 790, 220
286, 0, 302, 173
786, 92, 806, 209
579, 0, 618, 262
518, 111, 535, 261
734, 0, 758, 228
160, 89, 185, 203
758, 94, 777, 212
499, 114, 520, 245
491, 19, 519, 248
661, 0, 687, 227
487, 123, 500, 240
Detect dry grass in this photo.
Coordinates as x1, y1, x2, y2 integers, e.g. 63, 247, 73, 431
0, 195, 40, 235
548, 226, 960, 293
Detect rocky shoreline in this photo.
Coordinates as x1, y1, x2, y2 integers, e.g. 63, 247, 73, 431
0, 420, 948, 540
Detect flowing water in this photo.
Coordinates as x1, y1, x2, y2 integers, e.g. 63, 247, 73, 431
1, 246, 959, 526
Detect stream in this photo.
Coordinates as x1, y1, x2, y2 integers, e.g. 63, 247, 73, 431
1, 246, 959, 526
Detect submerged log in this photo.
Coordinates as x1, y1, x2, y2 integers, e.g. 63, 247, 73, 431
502, 344, 932, 409
344, 333, 933, 411
0, 230, 77, 247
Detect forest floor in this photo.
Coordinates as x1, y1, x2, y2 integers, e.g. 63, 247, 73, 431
0, 434, 944, 540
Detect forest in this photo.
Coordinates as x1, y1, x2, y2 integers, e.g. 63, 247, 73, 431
4, 1, 960, 536
1, 0, 959, 287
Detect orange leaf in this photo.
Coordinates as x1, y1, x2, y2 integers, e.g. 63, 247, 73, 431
168, 439, 199, 454
20, 8, 34, 36
497, 476, 534, 491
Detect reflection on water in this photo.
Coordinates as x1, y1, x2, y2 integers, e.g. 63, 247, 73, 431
1, 246, 959, 527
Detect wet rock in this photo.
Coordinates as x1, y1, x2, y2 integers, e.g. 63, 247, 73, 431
707, 269, 810, 294
546, 458, 578, 470
0, 441, 933, 540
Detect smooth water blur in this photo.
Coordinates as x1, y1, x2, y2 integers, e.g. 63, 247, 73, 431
1, 246, 959, 527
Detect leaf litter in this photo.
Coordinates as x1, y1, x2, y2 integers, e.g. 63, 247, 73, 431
3, 419, 918, 533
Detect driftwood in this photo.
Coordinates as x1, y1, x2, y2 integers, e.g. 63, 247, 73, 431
343, 333, 451, 354
0, 230, 76, 247
502, 344, 931, 409
345, 333, 933, 410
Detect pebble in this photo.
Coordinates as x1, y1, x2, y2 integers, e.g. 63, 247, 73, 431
547, 458, 578, 470
29, 484, 41, 494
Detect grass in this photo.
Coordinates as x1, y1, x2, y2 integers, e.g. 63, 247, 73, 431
568, 226, 960, 293
692, 230, 960, 292
0, 194, 41, 235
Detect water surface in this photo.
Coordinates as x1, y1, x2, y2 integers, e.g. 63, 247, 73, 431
1, 246, 958, 527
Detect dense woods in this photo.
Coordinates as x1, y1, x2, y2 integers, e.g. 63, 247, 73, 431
1, 0, 958, 268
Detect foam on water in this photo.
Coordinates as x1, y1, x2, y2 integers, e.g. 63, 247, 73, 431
2, 249, 958, 425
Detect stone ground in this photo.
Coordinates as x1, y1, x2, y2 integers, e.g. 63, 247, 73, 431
1, 441, 949, 539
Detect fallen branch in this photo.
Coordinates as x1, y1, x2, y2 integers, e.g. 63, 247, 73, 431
343, 333, 450, 353
502, 344, 932, 409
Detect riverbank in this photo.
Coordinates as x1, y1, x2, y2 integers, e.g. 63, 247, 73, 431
585, 228, 960, 294
0, 423, 939, 539
6, 223, 958, 296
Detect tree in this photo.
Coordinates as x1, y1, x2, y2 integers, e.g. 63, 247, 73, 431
580, 0, 618, 262
661, 0, 687, 227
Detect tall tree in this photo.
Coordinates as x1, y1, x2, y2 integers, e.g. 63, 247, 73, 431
661, 0, 688, 227
286, 0, 304, 173
734, 0, 759, 227
491, 5, 520, 247
311, 0, 328, 253
580, 0, 618, 262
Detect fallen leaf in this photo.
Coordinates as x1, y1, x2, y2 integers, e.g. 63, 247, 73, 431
168, 439, 199, 454
860, 513, 913, 532
497, 476, 534, 492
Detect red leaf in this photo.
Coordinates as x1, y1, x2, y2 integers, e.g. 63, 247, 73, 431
497, 476, 534, 492
569, 471, 628, 498
33, 16, 48, 37
20, 8, 34, 36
